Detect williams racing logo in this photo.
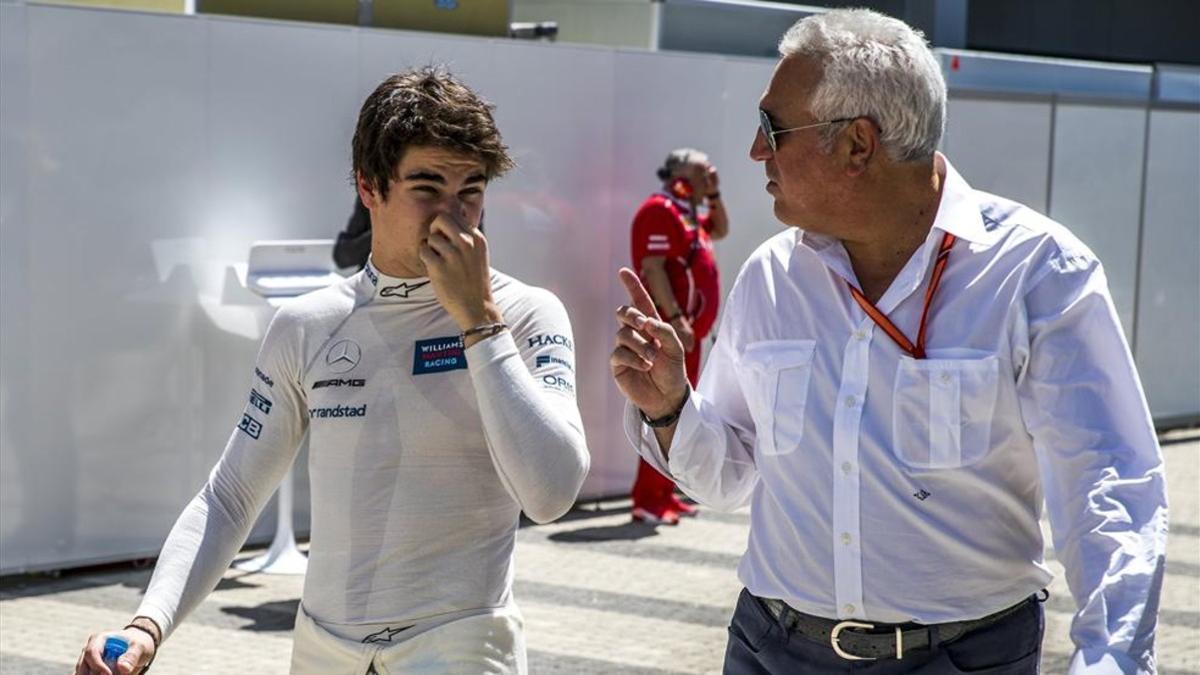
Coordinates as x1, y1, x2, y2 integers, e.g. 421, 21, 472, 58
312, 378, 365, 390
309, 404, 367, 419
413, 335, 467, 375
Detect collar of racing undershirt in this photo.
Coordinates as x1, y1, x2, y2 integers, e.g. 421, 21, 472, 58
360, 256, 437, 304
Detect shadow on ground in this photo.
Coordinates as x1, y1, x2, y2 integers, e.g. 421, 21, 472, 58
548, 520, 662, 543
221, 598, 300, 632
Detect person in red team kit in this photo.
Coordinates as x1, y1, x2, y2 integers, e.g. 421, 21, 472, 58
628, 148, 729, 524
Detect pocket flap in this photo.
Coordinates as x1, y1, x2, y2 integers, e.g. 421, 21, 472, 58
741, 340, 816, 371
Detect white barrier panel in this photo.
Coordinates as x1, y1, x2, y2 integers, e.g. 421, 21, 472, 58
1134, 109, 1200, 424
1, 3, 1196, 572
1049, 101, 1148, 341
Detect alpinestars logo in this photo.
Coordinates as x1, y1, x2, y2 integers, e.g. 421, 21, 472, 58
380, 281, 430, 298
361, 625, 413, 644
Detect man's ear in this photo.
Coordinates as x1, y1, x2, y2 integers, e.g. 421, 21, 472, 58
356, 172, 381, 209
844, 118, 878, 176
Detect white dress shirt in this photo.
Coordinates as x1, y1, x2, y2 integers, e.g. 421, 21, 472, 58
626, 156, 1167, 674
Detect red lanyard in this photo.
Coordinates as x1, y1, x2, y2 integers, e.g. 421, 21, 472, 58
847, 232, 956, 360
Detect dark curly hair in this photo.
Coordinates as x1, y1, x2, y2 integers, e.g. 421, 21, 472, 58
352, 67, 514, 200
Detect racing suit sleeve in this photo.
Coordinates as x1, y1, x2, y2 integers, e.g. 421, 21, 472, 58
466, 288, 589, 524
135, 308, 309, 639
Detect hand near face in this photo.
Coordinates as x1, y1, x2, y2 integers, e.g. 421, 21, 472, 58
418, 201, 501, 333
611, 268, 690, 419
705, 164, 720, 195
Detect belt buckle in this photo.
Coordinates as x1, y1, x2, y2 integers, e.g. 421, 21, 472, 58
830, 620, 904, 661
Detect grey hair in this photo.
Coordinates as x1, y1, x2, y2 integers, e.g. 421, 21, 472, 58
778, 9, 946, 162
656, 148, 707, 181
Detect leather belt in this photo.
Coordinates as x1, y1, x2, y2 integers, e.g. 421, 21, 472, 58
756, 595, 1035, 661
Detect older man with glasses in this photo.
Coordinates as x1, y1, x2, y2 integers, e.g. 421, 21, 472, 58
612, 9, 1166, 674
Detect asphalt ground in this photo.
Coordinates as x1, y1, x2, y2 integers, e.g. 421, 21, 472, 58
2, 431, 1196, 674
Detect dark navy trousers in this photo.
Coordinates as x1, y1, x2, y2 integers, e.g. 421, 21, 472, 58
724, 589, 1044, 674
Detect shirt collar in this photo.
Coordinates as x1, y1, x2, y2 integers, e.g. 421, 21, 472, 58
794, 153, 995, 255
929, 153, 995, 247
359, 256, 437, 304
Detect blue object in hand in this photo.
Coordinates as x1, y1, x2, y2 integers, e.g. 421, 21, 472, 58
102, 636, 129, 670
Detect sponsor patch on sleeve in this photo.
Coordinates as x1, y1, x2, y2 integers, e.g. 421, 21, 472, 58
539, 374, 576, 395
254, 367, 274, 387
249, 389, 273, 415
527, 334, 573, 351
237, 413, 263, 439
412, 335, 468, 375
535, 354, 574, 372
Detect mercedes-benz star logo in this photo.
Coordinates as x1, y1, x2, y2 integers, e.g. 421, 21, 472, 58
326, 339, 362, 373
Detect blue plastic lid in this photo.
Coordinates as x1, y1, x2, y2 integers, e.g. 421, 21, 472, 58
102, 635, 129, 661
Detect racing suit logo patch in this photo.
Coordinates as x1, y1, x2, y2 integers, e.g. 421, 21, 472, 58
237, 413, 263, 439
413, 335, 467, 375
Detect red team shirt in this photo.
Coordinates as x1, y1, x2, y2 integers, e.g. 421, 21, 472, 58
630, 192, 720, 339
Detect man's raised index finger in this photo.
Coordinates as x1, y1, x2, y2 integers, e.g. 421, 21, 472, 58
618, 267, 660, 319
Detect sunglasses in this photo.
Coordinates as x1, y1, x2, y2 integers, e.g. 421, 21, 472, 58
758, 109, 858, 152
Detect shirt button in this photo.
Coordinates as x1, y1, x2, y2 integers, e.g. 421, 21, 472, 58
853, 330, 867, 341
939, 372, 952, 384
843, 604, 856, 615
845, 395, 858, 408
841, 532, 852, 545
841, 461, 853, 474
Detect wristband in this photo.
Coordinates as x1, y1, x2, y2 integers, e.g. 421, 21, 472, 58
124, 621, 161, 649
640, 387, 690, 428
124, 619, 161, 672
461, 322, 508, 341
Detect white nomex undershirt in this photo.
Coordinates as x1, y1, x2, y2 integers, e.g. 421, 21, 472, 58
137, 258, 589, 641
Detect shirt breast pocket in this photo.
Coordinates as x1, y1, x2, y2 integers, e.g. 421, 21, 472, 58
892, 353, 1000, 469
736, 340, 816, 457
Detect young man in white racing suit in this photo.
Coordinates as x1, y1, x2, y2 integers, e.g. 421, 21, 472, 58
75, 68, 590, 675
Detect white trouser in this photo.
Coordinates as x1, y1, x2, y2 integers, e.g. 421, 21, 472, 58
290, 602, 527, 675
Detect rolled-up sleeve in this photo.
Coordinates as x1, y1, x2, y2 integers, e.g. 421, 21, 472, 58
1016, 252, 1168, 674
